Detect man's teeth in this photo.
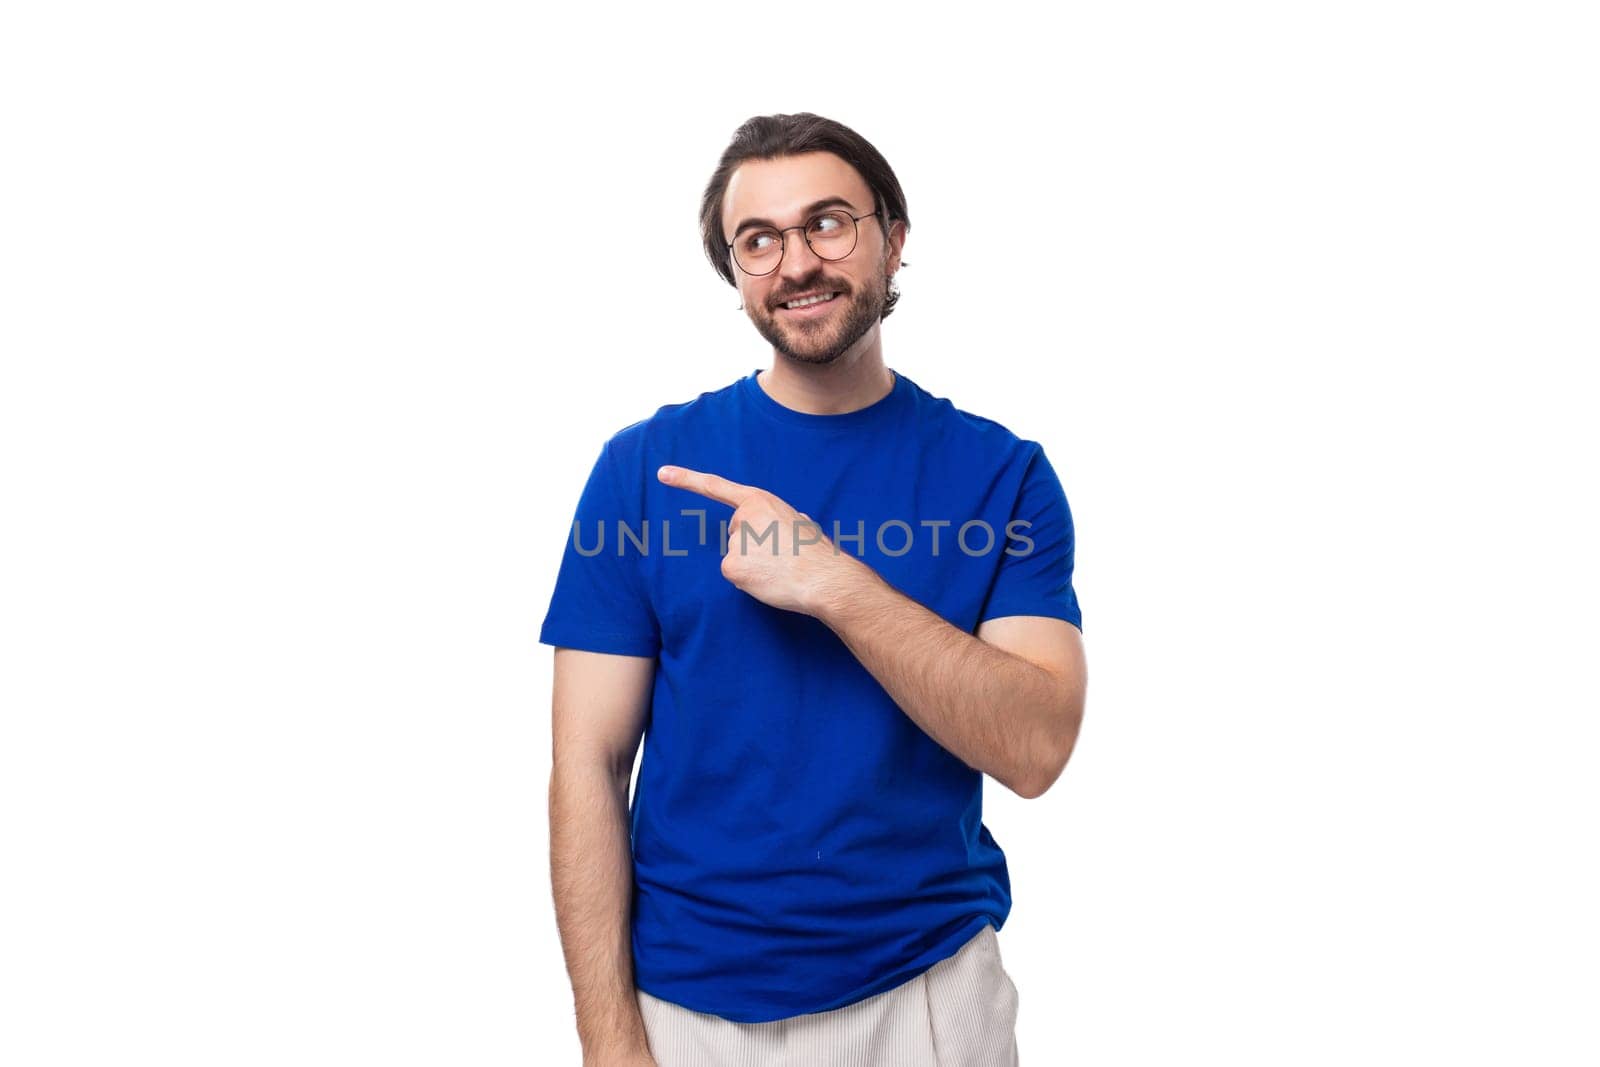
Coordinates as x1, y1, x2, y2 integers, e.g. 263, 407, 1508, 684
784, 292, 837, 309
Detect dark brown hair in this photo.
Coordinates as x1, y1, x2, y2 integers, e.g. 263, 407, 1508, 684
699, 112, 911, 319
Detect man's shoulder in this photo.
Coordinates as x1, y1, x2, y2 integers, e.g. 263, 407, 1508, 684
901, 372, 1042, 462
598, 375, 744, 459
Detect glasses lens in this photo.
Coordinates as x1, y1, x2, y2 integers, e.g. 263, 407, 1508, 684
732, 211, 860, 274
734, 228, 782, 275
806, 211, 857, 261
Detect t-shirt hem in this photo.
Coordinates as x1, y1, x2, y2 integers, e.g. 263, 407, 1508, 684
632, 913, 999, 1024
537, 623, 658, 658
978, 601, 1084, 631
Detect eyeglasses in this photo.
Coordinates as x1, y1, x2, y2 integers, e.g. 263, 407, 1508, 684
727, 209, 882, 277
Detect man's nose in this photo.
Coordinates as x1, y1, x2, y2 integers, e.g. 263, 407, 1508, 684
777, 229, 826, 282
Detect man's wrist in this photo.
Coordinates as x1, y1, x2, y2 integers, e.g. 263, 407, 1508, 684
582, 1032, 653, 1064
806, 551, 885, 626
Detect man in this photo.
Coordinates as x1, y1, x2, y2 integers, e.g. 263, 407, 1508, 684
542, 112, 1086, 1067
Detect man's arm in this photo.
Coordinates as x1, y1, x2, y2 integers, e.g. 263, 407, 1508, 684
812, 570, 1087, 799
653, 463, 1087, 799
549, 647, 658, 1066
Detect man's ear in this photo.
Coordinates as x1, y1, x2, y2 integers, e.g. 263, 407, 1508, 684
886, 218, 909, 273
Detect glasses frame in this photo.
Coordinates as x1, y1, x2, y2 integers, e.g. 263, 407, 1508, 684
726, 209, 883, 277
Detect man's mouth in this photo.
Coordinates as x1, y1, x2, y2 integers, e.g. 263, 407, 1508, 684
777, 291, 842, 315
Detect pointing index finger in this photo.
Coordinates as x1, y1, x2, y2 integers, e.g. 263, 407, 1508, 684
657, 465, 758, 509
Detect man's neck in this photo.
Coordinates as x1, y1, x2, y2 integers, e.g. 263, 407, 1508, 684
756, 354, 895, 417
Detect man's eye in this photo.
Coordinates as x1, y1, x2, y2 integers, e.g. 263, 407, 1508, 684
744, 232, 775, 252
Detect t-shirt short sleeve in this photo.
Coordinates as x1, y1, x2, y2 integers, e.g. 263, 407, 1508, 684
538, 438, 661, 658
977, 443, 1084, 632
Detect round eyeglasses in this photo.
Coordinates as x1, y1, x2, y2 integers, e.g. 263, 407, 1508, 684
727, 209, 881, 277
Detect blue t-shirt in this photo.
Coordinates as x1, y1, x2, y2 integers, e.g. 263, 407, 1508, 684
539, 366, 1082, 1023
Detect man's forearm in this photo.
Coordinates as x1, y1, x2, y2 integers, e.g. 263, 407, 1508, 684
810, 566, 1079, 798
549, 761, 651, 1061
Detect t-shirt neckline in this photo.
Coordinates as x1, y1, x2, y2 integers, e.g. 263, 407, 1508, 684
738, 366, 909, 432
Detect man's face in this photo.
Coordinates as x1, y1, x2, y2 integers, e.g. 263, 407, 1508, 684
721, 151, 904, 366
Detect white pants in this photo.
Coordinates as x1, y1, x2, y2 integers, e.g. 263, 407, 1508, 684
636, 923, 1021, 1067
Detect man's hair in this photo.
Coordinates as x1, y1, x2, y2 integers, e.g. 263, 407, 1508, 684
699, 112, 911, 319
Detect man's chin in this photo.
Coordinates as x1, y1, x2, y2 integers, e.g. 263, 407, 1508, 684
769, 325, 843, 364
779, 346, 843, 366
756, 316, 831, 359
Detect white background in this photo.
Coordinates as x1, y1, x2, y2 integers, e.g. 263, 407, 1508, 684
3, 2, 1596, 1064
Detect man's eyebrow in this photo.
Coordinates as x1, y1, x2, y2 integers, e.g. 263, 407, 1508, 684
731, 196, 860, 240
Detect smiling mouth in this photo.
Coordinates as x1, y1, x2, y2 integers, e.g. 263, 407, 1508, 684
778, 291, 842, 313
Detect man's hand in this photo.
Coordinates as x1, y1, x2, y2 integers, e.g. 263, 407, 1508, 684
656, 464, 875, 616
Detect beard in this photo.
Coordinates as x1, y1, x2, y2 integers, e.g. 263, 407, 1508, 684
750, 267, 888, 366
